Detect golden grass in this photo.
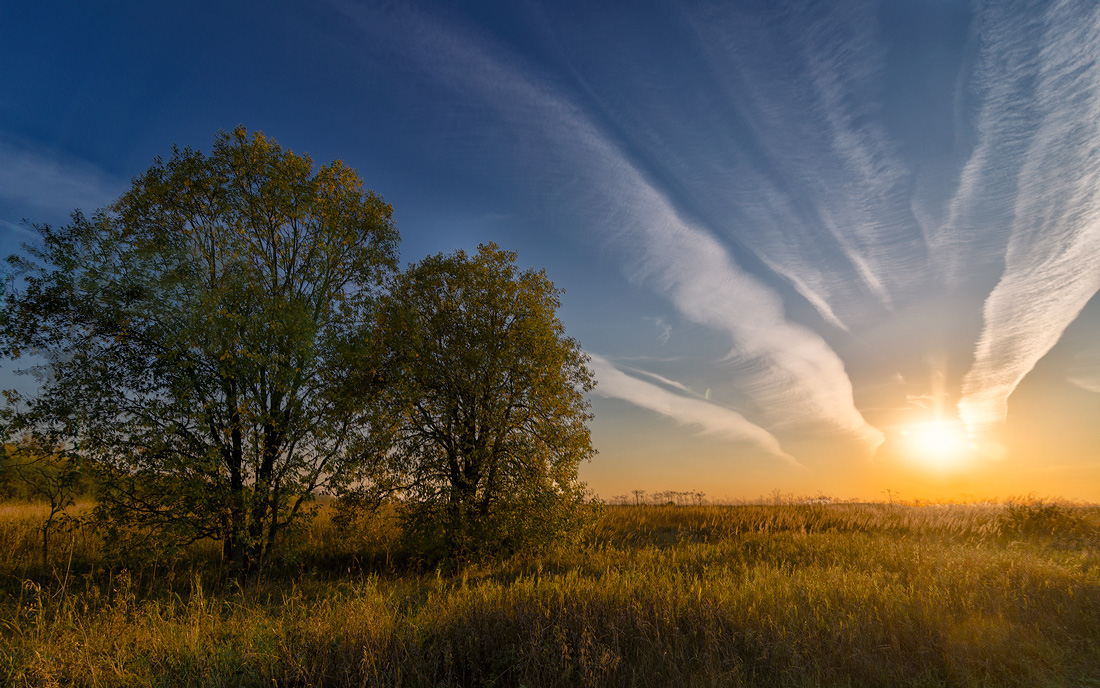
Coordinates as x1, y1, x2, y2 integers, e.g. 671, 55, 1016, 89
2, 499, 1099, 686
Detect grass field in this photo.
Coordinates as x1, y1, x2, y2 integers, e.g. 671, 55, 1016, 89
2, 498, 1100, 687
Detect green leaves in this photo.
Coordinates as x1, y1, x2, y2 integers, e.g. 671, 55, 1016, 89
366, 243, 597, 560
2, 128, 600, 572
1, 128, 400, 576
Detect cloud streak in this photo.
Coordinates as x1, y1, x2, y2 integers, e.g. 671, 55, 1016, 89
958, 1, 1100, 433
646, 317, 672, 346
606, 1, 930, 330
332, 2, 884, 452
588, 354, 797, 464
1067, 350, 1100, 394
0, 139, 122, 222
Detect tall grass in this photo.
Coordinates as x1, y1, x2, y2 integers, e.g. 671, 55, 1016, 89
2, 498, 1099, 686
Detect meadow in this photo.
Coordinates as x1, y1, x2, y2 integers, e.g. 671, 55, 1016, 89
2, 498, 1100, 687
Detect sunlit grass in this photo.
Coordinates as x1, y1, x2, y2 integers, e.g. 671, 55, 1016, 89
2, 497, 1099, 686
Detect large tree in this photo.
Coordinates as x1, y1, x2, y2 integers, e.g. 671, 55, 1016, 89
364, 243, 597, 559
1, 127, 399, 575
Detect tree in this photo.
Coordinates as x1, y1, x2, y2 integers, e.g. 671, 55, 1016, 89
2, 435, 83, 585
1, 127, 400, 576
361, 243, 597, 559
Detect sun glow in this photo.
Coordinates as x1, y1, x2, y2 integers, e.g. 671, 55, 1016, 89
901, 418, 973, 470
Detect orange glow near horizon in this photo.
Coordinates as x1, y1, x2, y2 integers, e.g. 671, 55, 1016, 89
901, 418, 973, 471
894, 360, 975, 472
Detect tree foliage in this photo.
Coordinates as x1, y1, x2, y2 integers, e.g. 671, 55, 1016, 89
1, 127, 399, 575
2, 435, 83, 584
362, 243, 597, 559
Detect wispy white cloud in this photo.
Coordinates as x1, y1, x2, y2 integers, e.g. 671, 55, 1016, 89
588, 354, 797, 464
619, 365, 698, 398
1067, 350, 1100, 394
936, 3, 1046, 285
0, 139, 122, 221
333, 1, 884, 452
612, 183, 882, 447
645, 316, 672, 346
0, 218, 41, 241
958, 1, 1100, 433
664, 1, 927, 327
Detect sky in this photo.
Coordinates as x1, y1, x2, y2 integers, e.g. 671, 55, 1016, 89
2, 0, 1098, 502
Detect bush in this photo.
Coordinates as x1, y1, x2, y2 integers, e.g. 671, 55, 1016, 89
999, 498, 1092, 540
398, 491, 603, 564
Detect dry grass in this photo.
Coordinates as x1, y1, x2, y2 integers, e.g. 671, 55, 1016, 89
2, 498, 1100, 686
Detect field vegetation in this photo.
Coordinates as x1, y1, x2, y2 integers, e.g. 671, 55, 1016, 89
3, 497, 1100, 687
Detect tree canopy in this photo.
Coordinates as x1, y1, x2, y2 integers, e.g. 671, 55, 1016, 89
1, 127, 400, 575
364, 243, 597, 559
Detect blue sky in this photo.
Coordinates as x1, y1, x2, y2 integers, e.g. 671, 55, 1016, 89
3, 0, 1099, 500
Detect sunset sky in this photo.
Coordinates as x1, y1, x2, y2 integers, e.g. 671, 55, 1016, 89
2, 0, 1098, 502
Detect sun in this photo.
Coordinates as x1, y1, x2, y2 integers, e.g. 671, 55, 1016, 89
901, 418, 972, 470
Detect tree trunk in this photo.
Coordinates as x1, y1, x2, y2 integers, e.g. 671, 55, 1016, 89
40, 517, 51, 587
242, 416, 283, 578
224, 383, 247, 580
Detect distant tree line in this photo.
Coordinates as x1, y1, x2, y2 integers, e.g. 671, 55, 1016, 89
610, 489, 708, 506
0, 127, 598, 580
